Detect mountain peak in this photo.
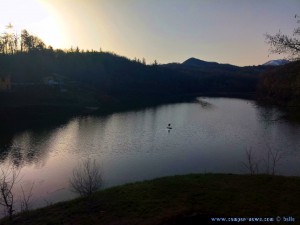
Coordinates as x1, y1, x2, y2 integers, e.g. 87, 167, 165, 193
181, 57, 240, 69
262, 59, 290, 66
182, 57, 219, 66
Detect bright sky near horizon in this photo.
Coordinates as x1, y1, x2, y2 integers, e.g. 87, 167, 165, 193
0, 0, 299, 66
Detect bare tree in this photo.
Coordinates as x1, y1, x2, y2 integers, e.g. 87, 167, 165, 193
243, 140, 285, 176
69, 159, 103, 197
265, 14, 300, 60
263, 142, 284, 175
243, 147, 259, 175
20, 29, 45, 52
20, 182, 34, 212
0, 164, 21, 219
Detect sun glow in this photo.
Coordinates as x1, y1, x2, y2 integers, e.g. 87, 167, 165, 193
0, 0, 298, 65
0, 0, 67, 48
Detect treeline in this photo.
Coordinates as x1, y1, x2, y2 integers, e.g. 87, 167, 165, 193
0, 28, 188, 101
0, 25, 46, 55
1, 50, 194, 93
258, 60, 300, 108
0, 27, 266, 108
163, 61, 266, 94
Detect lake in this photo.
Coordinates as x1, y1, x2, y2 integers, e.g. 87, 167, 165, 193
0, 97, 300, 213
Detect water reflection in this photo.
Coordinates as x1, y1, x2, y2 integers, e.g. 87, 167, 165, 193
0, 98, 299, 172
194, 98, 213, 109
0, 98, 299, 212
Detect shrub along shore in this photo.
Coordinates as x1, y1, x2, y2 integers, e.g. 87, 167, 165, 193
1, 173, 299, 225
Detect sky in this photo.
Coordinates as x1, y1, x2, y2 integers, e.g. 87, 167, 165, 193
0, 0, 299, 66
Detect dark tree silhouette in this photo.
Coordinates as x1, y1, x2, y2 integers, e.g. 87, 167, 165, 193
0, 164, 21, 219
0, 24, 18, 54
265, 14, 300, 60
69, 159, 103, 197
0, 26, 268, 113
20, 29, 45, 52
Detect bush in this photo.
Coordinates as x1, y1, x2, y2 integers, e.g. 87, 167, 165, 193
69, 159, 103, 197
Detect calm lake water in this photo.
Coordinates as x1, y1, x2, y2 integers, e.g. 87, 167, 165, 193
0, 97, 300, 213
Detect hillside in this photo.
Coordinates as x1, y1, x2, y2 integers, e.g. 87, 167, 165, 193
0, 52, 268, 109
0, 29, 275, 118
182, 57, 239, 70
1, 174, 299, 225
258, 60, 300, 108
163, 58, 269, 94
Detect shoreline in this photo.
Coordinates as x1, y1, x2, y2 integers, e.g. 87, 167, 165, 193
1, 92, 299, 133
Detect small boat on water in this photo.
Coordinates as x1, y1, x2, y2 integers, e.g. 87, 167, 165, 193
167, 123, 172, 129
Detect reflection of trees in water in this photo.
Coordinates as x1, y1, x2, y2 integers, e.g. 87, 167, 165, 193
0, 116, 101, 167
0, 131, 51, 167
256, 105, 300, 149
255, 104, 283, 123
252, 106, 300, 174
194, 98, 213, 109
0, 115, 75, 167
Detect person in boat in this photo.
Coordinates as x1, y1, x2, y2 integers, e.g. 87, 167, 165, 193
167, 123, 172, 129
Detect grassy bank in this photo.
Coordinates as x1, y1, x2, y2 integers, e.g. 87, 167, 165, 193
1, 174, 300, 224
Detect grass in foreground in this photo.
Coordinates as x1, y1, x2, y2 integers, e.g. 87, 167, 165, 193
1, 174, 300, 224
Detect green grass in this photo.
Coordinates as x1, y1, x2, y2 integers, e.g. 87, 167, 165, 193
1, 174, 300, 224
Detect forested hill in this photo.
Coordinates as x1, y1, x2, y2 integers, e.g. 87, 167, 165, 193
258, 60, 300, 108
0, 30, 272, 110
0, 50, 270, 105
162, 57, 269, 93
0, 50, 190, 95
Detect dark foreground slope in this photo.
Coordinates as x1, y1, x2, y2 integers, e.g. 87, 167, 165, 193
1, 174, 300, 225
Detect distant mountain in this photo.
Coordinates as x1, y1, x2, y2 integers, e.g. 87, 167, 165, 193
161, 57, 270, 94
163, 57, 267, 76
182, 57, 220, 67
182, 57, 238, 69
163, 57, 240, 74
262, 59, 290, 66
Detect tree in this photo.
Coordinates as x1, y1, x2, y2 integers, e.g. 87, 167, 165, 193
0, 164, 21, 219
69, 159, 103, 197
20, 182, 34, 212
265, 14, 300, 60
0, 24, 18, 54
243, 147, 259, 175
20, 29, 29, 52
20, 29, 45, 52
